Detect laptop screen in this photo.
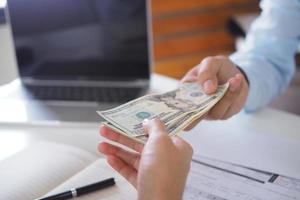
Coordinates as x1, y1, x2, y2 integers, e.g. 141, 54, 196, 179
7, 0, 150, 81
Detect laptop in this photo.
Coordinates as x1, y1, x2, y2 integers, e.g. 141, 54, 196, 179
1, 0, 152, 124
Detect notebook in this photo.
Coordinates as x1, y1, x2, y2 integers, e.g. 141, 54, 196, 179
0, 142, 136, 200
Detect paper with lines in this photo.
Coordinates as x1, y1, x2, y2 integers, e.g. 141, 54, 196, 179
184, 155, 300, 200
0, 142, 97, 200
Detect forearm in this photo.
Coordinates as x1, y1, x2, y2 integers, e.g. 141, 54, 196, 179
230, 0, 300, 112
230, 53, 295, 112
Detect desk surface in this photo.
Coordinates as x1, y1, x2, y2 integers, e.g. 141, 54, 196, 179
0, 74, 300, 178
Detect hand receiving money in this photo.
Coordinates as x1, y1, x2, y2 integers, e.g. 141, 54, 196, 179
98, 119, 193, 200
98, 82, 229, 143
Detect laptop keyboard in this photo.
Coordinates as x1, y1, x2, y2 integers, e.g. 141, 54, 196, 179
26, 85, 143, 103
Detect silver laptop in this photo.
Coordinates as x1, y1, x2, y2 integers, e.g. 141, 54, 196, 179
1, 0, 152, 124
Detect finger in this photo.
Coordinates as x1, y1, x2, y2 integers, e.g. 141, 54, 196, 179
197, 57, 222, 94
183, 118, 202, 131
181, 67, 198, 83
207, 76, 242, 119
171, 136, 193, 158
100, 124, 144, 153
106, 155, 137, 188
222, 76, 246, 119
98, 142, 140, 170
207, 74, 242, 119
228, 73, 243, 93
222, 102, 241, 120
183, 114, 207, 131
143, 118, 167, 139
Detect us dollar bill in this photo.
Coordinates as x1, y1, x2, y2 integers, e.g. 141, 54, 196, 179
98, 82, 229, 143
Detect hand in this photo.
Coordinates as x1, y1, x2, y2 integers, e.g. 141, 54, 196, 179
181, 55, 249, 127
98, 119, 193, 200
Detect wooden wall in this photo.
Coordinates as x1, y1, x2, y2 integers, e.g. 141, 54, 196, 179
151, 0, 260, 79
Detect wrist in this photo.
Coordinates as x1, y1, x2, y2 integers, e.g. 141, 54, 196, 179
138, 193, 181, 200
138, 185, 183, 200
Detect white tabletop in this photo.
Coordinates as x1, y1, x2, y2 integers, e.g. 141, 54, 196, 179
0, 74, 300, 178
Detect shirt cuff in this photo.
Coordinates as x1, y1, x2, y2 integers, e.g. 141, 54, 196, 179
230, 54, 267, 113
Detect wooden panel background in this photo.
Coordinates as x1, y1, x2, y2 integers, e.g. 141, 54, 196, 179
151, 0, 260, 79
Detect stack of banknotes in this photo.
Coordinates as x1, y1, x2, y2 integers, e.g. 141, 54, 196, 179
98, 82, 229, 143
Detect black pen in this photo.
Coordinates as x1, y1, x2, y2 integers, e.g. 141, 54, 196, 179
37, 177, 115, 200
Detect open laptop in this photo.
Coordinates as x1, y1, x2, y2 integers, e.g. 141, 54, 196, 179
1, 0, 152, 124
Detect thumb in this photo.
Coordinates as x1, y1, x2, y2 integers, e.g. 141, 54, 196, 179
143, 118, 167, 140
197, 57, 221, 94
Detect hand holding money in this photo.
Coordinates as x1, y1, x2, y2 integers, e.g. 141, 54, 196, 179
181, 56, 249, 120
98, 82, 229, 143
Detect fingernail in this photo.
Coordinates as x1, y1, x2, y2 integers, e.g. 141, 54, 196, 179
143, 119, 150, 128
144, 118, 160, 130
204, 80, 213, 91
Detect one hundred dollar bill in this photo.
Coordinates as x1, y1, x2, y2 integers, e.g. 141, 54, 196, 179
98, 82, 229, 143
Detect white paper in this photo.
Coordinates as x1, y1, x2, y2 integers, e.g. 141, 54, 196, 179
183, 155, 300, 200
0, 141, 97, 200
46, 159, 137, 200
182, 115, 300, 179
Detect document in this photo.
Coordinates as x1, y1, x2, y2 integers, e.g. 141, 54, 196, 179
184, 155, 300, 200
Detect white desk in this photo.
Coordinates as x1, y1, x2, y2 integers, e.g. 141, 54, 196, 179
0, 74, 300, 179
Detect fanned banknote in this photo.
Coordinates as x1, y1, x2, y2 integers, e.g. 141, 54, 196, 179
98, 82, 229, 143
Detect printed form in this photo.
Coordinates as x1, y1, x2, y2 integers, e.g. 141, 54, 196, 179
184, 156, 300, 200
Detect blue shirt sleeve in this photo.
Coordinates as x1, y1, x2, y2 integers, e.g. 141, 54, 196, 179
230, 0, 300, 112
